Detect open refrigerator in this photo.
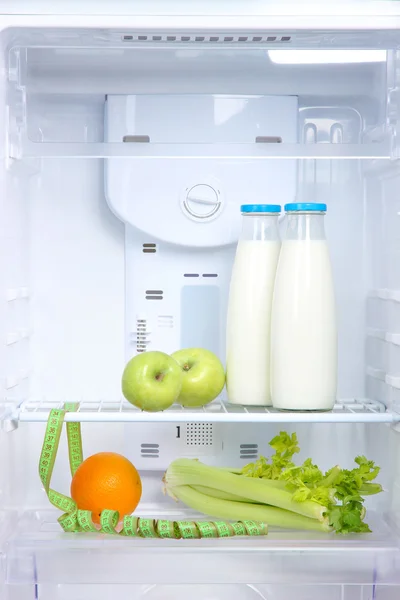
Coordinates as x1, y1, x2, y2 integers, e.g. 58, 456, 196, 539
2, 1, 400, 598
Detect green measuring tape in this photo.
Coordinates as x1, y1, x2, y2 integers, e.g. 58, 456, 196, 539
39, 404, 268, 539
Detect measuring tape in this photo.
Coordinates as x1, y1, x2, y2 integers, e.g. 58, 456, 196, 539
38, 403, 268, 539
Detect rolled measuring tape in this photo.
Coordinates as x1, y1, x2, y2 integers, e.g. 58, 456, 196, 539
39, 405, 268, 539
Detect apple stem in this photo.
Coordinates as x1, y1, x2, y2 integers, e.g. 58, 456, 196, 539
155, 373, 165, 382
183, 363, 191, 371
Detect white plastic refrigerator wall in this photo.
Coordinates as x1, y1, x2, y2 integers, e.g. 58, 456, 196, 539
2, 4, 400, 600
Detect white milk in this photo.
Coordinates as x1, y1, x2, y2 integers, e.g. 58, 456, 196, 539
271, 240, 337, 410
226, 240, 281, 406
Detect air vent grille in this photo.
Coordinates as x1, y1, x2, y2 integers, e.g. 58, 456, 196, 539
240, 444, 258, 460
141, 443, 159, 458
186, 423, 213, 447
146, 289, 163, 300
122, 34, 292, 45
142, 243, 157, 254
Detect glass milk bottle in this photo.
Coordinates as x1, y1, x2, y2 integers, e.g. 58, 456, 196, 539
271, 203, 337, 411
226, 204, 281, 406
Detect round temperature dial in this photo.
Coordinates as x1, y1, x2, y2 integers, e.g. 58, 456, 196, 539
182, 184, 222, 221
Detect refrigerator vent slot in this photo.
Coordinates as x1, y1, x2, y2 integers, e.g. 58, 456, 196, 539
136, 318, 148, 353
123, 135, 150, 143
240, 444, 258, 460
140, 443, 159, 458
186, 423, 213, 446
142, 243, 157, 254
158, 315, 174, 328
122, 34, 292, 45
184, 273, 199, 278
256, 136, 283, 144
202, 273, 218, 278
145, 290, 163, 300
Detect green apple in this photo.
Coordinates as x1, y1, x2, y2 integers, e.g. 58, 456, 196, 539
122, 351, 183, 412
171, 348, 226, 408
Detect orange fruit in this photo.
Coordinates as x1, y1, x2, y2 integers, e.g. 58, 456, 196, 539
71, 452, 142, 524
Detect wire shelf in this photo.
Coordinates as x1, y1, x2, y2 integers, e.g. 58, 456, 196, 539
14, 397, 395, 424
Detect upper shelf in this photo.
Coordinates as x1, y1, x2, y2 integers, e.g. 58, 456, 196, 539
3, 3, 400, 24
14, 140, 392, 160
12, 397, 395, 424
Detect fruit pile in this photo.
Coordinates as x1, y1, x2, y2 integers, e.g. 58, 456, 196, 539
122, 348, 225, 412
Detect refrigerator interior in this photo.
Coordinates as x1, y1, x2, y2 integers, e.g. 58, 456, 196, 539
3, 0, 400, 16
0, 25, 400, 600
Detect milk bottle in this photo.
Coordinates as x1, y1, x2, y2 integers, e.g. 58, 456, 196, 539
226, 204, 281, 406
271, 203, 337, 411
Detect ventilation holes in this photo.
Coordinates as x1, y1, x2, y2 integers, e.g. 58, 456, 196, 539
141, 443, 160, 458
142, 243, 157, 254
184, 273, 199, 278
158, 315, 174, 328
136, 318, 148, 353
145, 290, 163, 300
240, 444, 258, 460
202, 273, 218, 278
121, 34, 292, 44
186, 423, 213, 447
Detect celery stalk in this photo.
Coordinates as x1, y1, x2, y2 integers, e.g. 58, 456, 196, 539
193, 480, 289, 502
192, 485, 260, 503
221, 469, 291, 490
165, 459, 327, 522
219, 467, 243, 474
171, 485, 331, 532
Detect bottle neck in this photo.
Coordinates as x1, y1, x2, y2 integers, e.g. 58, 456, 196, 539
284, 212, 326, 241
240, 214, 280, 242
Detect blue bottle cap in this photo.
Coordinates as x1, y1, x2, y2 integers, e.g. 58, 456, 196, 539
284, 203, 327, 212
241, 204, 281, 214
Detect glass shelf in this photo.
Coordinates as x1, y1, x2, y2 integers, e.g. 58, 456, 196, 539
3, 0, 400, 18
13, 140, 391, 160
4, 508, 400, 586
